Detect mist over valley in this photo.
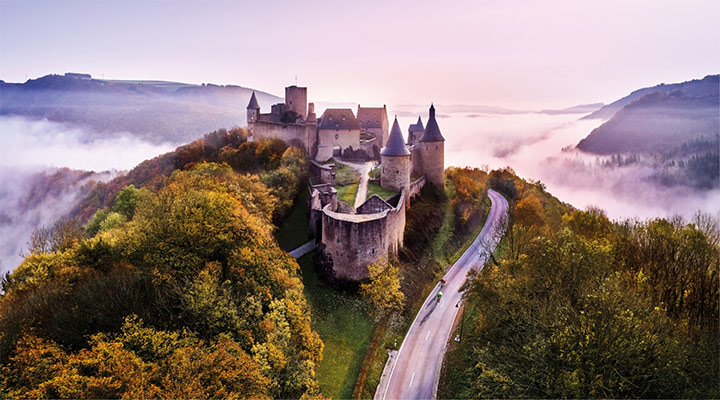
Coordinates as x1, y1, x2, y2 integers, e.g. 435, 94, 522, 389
1, 74, 718, 274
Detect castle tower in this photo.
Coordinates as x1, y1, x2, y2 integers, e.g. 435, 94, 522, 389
285, 85, 307, 120
419, 104, 445, 188
407, 116, 424, 146
307, 102, 317, 121
380, 117, 411, 193
247, 91, 260, 128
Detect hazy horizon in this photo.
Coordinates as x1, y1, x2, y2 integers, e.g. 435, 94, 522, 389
1, 0, 718, 108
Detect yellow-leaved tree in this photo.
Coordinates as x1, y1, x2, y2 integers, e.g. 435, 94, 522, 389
360, 262, 405, 315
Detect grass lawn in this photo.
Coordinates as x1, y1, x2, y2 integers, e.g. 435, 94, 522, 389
335, 184, 359, 206
369, 167, 381, 180
323, 158, 360, 185
296, 252, 376, 399
366, 182, 397, 201
275, 186, 310, 251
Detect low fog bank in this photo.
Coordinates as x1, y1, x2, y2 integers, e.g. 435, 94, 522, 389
0, 116, 176, 171
0, 116, 174, 275
394, 110, 719, 221
0, 167, 113, 276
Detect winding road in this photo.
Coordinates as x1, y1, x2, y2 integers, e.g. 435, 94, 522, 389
380, 188, 509, 400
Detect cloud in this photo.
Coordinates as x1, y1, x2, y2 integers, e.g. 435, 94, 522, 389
393, 108, 719, 221
0, 116, 174, 275
0, 116, 175, 172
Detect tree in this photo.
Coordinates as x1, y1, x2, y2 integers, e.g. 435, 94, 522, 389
479, 212, 508, 267
112, 184, 142, 219
360, 262, 405, 314
1, 160, 323, 399
25, 217, 84, 255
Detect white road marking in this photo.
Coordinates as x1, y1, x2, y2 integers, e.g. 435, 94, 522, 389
409, 372, 415, 388
425, 330, 430, 341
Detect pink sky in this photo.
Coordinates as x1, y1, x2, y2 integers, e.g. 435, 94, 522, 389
1, 0, 718, 108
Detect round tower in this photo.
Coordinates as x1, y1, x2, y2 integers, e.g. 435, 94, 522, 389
380, 117, 411, 193
419, 104, 445, 188
246, 91, 260, 125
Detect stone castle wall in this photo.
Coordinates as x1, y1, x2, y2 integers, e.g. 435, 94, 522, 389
380, 155, 411, 192
409, 175, 426, 198
309, 160, 336, 185
420, 141, 445, 188
364, 127, 386, 149
316, 128, 360, 162
309, 184, 337, 239
410, 146, 423, 178
359, 136, 378, 160
251, 121, 317, 155
285, 86, 307, 120
320, 189, 407, 281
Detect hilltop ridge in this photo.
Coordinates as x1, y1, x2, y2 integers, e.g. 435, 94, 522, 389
0, 73, 282, 144
583, 74, 719, 120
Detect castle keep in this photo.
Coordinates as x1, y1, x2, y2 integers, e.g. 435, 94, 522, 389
247, 86, 444, 281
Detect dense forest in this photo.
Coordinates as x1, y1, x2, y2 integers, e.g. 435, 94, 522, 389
72, 127, 304, 224
440, 167, 719, 398
574, 75, 719, 191
2, 125, 717, 397
0, 131, 322, 397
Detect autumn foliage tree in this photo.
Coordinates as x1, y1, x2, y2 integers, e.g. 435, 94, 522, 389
0, 158, 322, 398
443, 171, 719, 399
360, 262, 405, 315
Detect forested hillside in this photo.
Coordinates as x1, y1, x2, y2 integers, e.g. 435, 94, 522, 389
0, 74, 281, 144
582, 74, 719, 120
574, 75, 719, 190
577, 88, 719, 155
0, 131, 322, 397
440, 168, 719, 398
72, 128, 304, 224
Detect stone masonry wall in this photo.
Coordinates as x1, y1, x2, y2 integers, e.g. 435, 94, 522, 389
316, 128, 361, 161
380, 154, 410, 192
409, 175, 426, 198
285, 86, 307, 120
420, 141, 445, 188
251, 121, 317, 155
320, 189, 407, 281
410, 146, 423, 178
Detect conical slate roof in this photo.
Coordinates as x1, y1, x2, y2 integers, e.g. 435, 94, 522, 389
381, 117, 411, 156
420, 104, 445, 142
247, 91, 260, 109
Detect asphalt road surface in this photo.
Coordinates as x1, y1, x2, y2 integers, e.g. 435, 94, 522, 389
381, 188, 509, 400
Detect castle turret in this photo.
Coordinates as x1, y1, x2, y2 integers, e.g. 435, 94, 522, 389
380, 117, 411, 193
247, 91, 260, 124
408, 116, 424, 146
307, 102, 317, 121
285, 85, 307, 120
419, 104, 445, 188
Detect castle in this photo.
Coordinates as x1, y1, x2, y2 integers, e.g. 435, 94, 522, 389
247, 86, 445, 281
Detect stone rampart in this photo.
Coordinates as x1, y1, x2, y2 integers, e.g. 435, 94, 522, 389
251, 120, 317, 155
409, 175, 426, 198
420, 141, 444, 188
321, 189, 407, 281
309, 160, 336, 185
380, 154, 410, 193
309, 184, 337, 239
